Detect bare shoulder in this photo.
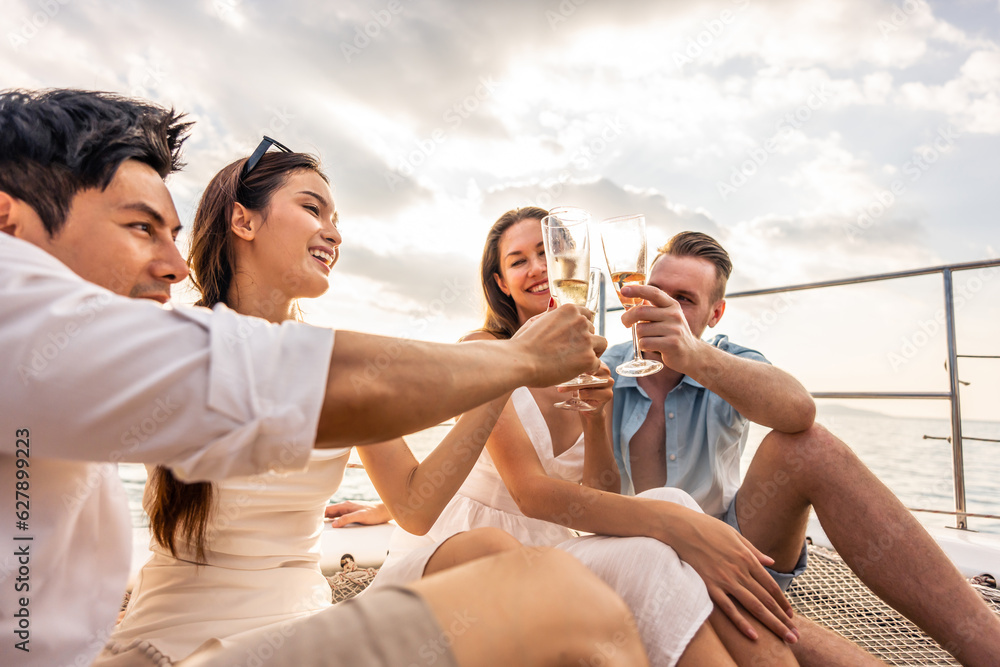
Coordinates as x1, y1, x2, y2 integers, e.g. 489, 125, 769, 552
459, 330, 502, 343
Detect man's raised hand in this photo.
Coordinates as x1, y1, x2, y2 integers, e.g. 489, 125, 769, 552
619, 284, 701, 374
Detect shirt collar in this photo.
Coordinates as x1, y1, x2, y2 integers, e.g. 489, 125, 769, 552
615, 370, 705, 394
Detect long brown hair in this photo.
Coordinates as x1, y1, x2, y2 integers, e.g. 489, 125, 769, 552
147, 151, 328, 561
479, 206, 549, 339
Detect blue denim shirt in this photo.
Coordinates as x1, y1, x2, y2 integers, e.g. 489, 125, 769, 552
602, 335, 770, 518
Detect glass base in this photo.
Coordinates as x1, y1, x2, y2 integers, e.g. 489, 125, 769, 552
615, 358, 664, 377
557, 374, 609, 389
554, 396, 599, 412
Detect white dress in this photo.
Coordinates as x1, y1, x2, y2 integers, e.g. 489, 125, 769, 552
374, 387, 714, 667
99, 448, 350, 663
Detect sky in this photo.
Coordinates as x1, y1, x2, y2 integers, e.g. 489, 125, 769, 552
3, 0, 999, 421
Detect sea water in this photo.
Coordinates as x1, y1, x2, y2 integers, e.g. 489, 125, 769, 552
119, 406, 1000, 537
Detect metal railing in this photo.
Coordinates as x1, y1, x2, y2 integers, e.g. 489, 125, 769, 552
603, 258, 1000, 531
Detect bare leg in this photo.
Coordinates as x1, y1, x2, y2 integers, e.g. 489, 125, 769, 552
792, 616, 884, 666
738, 424, 1000, 666
709, 605, 798, 666
423, 527, 521, 577
676, 621, 738, 667
411, 547, 649, 667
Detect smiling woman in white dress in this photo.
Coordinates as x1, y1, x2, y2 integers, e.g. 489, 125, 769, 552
349, 207, 800, 667
97, 149, 532, 664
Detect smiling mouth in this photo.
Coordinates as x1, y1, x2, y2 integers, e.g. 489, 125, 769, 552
309, 248, 335, 269
526, 283, 548, 294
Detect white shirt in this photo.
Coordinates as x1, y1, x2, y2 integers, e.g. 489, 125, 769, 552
0, 234, 335, 666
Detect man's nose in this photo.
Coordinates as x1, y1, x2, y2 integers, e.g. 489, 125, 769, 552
158, 242, 190, 283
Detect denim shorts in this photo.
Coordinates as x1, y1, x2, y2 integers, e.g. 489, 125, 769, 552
723, 492, 808, 592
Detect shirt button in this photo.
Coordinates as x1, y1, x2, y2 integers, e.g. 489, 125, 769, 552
669, 454, 676, 461
667, 412, 675, 419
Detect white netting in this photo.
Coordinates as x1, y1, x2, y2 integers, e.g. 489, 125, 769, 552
787, 545, 1000, 665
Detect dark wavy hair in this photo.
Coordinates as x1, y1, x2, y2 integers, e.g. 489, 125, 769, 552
479, 206, 549, 339
0, 88, 190, 236
147, 150, 328, 562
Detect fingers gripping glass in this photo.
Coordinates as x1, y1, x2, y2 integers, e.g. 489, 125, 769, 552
242, 136, 292, 179
542, 207, 606, 412
600, 214, 663, 378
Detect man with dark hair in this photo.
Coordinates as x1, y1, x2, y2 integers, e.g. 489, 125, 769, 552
603, 230, 1000, 664
1, 89, 645, 667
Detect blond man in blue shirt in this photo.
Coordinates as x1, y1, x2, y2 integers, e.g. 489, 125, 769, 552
604, 231, 1000, 666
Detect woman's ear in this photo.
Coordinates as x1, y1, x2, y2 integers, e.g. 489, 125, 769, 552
494, 272, 510, 296
230, 203, 256, 241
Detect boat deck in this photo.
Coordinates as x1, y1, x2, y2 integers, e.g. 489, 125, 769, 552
327, 545, 1000, 665
787, 545, 1000, 665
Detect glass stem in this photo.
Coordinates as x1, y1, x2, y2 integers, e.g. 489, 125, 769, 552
631, 323, 642, 362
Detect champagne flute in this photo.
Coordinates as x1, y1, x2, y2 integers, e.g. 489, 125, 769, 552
542, 209, 605, 411
600, 214, 663, 377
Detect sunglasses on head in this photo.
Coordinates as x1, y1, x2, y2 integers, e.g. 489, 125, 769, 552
242, 136, 292, 179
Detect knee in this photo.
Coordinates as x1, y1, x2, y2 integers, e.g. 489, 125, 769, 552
637, 487, 703, 513
516, 548, 647, 663
760, 422, 852, 475
462, 527, 520, 558
530, 548, 636, 619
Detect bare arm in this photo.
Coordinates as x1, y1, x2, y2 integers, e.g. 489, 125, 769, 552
355, 388, 512, 534
622, 284, 815, 433
561, 363, 619, 492
316, 305, 605, 447
685, 343, 815, 432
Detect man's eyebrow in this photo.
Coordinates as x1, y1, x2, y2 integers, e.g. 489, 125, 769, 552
119, 201, 182, 236
118, 201, 165, 226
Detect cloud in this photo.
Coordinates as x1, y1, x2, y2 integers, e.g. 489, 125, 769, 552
333, 242, 480, 319
897, 50, 1000, 134
727, 211, 936, 291
481, 177, 721, 246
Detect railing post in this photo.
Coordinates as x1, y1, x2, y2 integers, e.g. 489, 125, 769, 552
942, 269, 968, 530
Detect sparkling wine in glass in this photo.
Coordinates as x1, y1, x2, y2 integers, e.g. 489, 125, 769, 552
600, 214, 663, 377
542, 209, 606, 411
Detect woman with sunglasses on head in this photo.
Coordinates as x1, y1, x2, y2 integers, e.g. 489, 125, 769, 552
347, 207, 801, 667
98, 149, 648, 666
